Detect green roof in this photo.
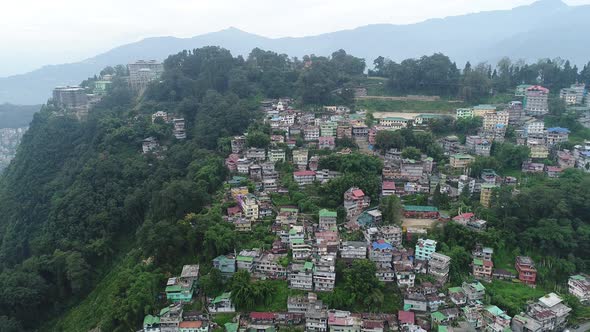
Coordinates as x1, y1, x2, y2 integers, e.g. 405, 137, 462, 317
213, 292, 232, 304
291, 238, 304, 244
404, 205, 438, 212
473, 258, 483, 266
571, 275, 587, 280
165, 284, 184, 293
473, 281, 486, 292
438, 326, 448, 332
486, 305, 505, 316
236, 256, 254, 262
143, 315, 160, 326
319, 209, 337, 218
481, 183, 498, 189
382, 117, 409, 121
225, 322, 238, 332
160, 307, 170, 316
304, 262, 314, 270
448, 287, 463, 293
432, 311, 446, 321
451, 153, 474, 159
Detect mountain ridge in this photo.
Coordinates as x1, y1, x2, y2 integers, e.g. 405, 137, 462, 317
1, 0, 589, 105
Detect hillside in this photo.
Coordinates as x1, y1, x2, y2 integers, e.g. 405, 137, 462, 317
1, 0, 590, 104
0, 104, 41, 128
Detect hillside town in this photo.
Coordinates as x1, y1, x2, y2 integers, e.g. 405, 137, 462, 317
134, 82, 590, 332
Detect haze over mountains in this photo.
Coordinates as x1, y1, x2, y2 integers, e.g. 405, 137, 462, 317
1, 0, 588, 105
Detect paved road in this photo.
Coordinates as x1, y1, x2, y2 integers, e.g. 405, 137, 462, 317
571, 321, 590, 332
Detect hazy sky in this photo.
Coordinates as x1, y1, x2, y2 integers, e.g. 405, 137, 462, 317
1, 0, 589, 77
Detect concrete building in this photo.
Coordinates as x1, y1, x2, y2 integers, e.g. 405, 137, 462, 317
480, 184, 497, 208
449, 154, 475, 170
340, 241, 367, 260
313, 254, 336, 292
52, 86, 89, 118
546, 127, 570, 146
173, 118, 186, 140
319, 209, 337, 231
128, 60, 164, 93
524, 86, 549, 116
289, 262, 314, 291
293, 170, 316, 187
515, 256, 537, 286
292, 149, 309, 170
343, 187, 370, 219
429, 252, 451, 283
512, 293, 571, 332
568, 274, 590, 303
415, 239, 437, 261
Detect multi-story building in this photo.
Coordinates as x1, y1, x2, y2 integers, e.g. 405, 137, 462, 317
292, 149, 309, 170
449, 154, 475, 170
336, 125, 352, 139
524, 119, 545, 137
480, 183, 497, 208
483, 111, 509, 133
516, 84, 533, 97
319, 209, 337, 230
318, 136, 336, 150
151, 111, 169, 123
313, 254, 336, 292
328, 310, 362, 332
512, 293, 571, 332
268, 149, 286, 163
231, 136, 247, 154
481, 305, 511, 332
289, 262, 314, 291
320, 122, 337, 137
304, 126, 320, 141
415, 239, 437, 261
238, 194, 259, 220
394, 261, 415, 288
293, 170, 316, 187
255, 252, 287, 279
52, 86, 89, 118
381, 181, 396, 196
429, 252, 451, 283
246, 147, 266, 161
568, 274, 590, 303
462, 281, 486, 301
560, 88, 579, 105
472, 245, 494, 281
128, 60, 164, 93
400, 159, 424, 181
529, 142, 549, 159
343, 187, 370, 218
340, 241, 367, 260
212, 255, 236, 278
352, 124, 369, 138
456, 108, 474, 118
379, 117, 410, 129
173, 118, 186, 139
546, 127, 570, 146
515, 256, 537, 286
306, 302, 329, 332
472, 104, 497, 117
524, 86, 549, 116
237, 249, 261, 272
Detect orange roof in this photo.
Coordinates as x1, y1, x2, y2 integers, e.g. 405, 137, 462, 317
179, 321, 203, 328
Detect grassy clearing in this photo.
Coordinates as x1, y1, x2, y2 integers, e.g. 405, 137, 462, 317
252, 280, 293, 312
212, 312, 237, 326
486, 280, 546, 316
356, 99, 466, 113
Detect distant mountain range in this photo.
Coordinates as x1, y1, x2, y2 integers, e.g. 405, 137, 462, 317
1, 0, 588, 105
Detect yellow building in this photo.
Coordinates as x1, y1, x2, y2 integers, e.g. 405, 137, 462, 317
230, 187, 249, 199
480, 184, 498, 208
450, 154, 475, 170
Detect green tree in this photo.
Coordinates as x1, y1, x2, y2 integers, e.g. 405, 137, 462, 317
402, 147, 422, 160
380, 195, 403, 225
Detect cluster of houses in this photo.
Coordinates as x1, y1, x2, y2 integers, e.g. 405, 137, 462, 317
142, 112, 187, 155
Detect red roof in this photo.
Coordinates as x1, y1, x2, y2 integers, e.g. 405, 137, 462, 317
227, 206, 241, 216
250, 312, 275, 320
352, 189, 365, 197
483, 260, 494, 267
546, 166, 562, 172
527, 85, 549, 93
294, 170, 316, 176
179, 321, 203, 328
382, 181, 396, 190
453, 212, 474, 221
398, 311, 415, 324
363, 320, 384, 329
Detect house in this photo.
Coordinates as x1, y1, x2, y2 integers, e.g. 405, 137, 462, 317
159, 303, 183, 332
415, 238, 437, 261
466, 219, 487, 232
429, 252, 451, 283
173, 118, 186, 139
238, 194, 259, 221
382, 181, 396, 196
513, 293, 571, 332
356, 209, 383, 228
557, 150, 576, 169
481, 305, 511, 332
452, 212, 475, 225
369, 240, 394, 265
319, 136, 336, 150
404, 292, 428, 312
268, 149, 286, 163
524, 86, 549, 116
337, 125, 352, 139
404, 205, 439, 219
522, 160, 545, 173
165, 277, 193, 303
289, 262, 314, 291
364, 225, 402, 247
237, 249, 261, 272
231, 136, 246, 154
213, 255, 236, 279
472, 104, 497, 117
143, 314, 161, 332
456, 108, 474, 118
394, 261, 416, 288
208, 292, 235, 313
479, 184, 497, 208
361, 320, 384, 332
568, 274, 590, 303
320, 121, 338, 137
546, 127, 570, 146
304, 126, 320, 141
255, 252, 287, 279
449, 154, 475, 170
340, 241, 367, 260
306, 301, 329, 332
344, 187, 371, 219
319, 209, 338, 230
293, 170, 316, 187
288, 292, 321, 313
313, 254, 336, 292
246, 148, 266, 161
473, 257, 493, 282
462, 281, 485, 301
234, 218, 252, 232
515, 256, 537, 286
292, 149, 309, 170
179, 321, 208, 332
398, 311, 415, 326
448, 287, 467, 306
328, 310, 362, 332
142, 137, 159, 154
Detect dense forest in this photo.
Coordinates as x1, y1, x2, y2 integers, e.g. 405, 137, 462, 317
0, 46, 589, 331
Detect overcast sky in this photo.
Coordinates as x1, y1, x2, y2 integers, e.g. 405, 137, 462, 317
1, 0, 589, 77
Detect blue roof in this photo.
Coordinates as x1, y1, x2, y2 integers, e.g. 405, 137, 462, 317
372, 241, 393, 250
547, 127, 570, 133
